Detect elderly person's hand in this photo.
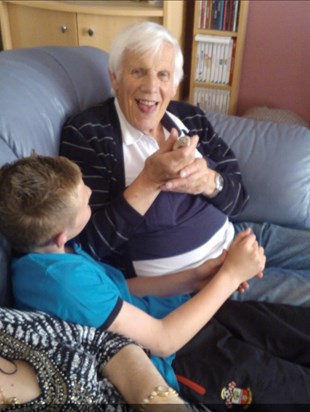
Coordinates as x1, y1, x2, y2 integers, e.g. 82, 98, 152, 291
163, 157, 218, 196
143, 129, 199, 189
161, 137, 219, 196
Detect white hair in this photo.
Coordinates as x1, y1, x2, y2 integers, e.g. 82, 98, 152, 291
108, 21, 184, 88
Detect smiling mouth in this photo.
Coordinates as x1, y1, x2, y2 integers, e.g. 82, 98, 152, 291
136, 99, 159, 113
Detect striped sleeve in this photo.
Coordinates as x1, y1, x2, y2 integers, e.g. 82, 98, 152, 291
60, 101, 143, 273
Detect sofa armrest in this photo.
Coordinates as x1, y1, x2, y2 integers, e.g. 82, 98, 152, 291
0, 46, 112, 167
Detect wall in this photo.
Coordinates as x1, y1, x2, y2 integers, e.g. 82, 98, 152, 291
237, 0, 310, 124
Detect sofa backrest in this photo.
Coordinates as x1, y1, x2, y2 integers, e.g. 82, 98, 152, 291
206, 111, 310, 229
0, 46, 113, 306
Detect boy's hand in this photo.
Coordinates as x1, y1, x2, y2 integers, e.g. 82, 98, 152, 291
223, 228, 266, 287
193, 244, 264, 293
194, 250, 227, 290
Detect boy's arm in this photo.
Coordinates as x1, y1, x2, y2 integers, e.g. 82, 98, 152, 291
127, 251, 227, 297
109, 229, 265, 357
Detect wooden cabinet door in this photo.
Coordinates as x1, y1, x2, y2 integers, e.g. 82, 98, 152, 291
77, 13, 161, 52
7, 2, 78, 48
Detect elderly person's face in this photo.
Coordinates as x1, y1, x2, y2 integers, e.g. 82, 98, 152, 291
110, 42, 177, 137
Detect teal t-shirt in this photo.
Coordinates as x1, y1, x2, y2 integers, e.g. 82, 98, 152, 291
12, 243, 190, 390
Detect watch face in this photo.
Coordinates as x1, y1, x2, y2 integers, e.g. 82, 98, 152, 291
216, 174, 224, 191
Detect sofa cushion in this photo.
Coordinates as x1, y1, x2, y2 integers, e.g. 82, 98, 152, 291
206, 111, 310, 229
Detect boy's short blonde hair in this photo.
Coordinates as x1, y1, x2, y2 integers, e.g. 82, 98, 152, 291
0, 155, 82, 252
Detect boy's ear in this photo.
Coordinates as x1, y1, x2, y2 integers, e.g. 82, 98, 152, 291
53, 231, 68, 249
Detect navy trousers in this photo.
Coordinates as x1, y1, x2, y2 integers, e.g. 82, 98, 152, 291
173, 300, 310, 410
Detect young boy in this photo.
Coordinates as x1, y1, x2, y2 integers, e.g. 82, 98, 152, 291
2, 155, 310, 406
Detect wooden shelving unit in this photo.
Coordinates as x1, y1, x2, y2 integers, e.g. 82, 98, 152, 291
0, 0, 185, 53
188, 0, 249, 114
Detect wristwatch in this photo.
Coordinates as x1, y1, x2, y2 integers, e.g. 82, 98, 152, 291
209, 173, 224, 198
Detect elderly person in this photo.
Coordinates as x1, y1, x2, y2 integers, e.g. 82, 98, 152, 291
60, 21, 310, 306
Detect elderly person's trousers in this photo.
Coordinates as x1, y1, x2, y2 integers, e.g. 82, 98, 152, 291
232, 221, 310, 306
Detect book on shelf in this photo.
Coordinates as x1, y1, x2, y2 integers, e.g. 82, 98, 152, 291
198, 0, 240, 32
232, 0, 240, 32
194, 34, 235, 85
210, 0, 222, 30
194, 87, 230, 114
